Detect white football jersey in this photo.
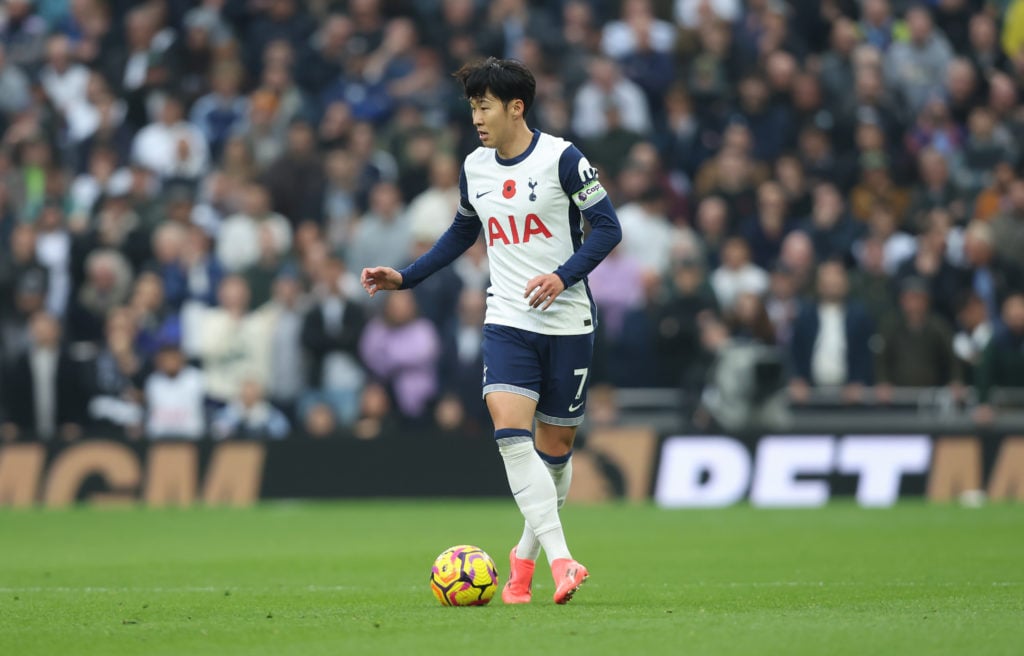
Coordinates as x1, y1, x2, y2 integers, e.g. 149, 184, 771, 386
459, 131, 608, 336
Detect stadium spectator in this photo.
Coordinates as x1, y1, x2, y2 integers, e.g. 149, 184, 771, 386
904, 98, 963, 161
960, 221, 1024, 323
849, 153, 910, 225
710, 237, 768, 312
351, 382, 401, 441
908, 147, 965, 231
321, 148, 363, 249
0, 0, 48, 68
144, 342, 205, 440
616, 183, 674, 278
818, 18, 860, 109
740, 181, 794, 269
113, 4, 180, 127
188, 58, 248, 160
359, 291, 440, 423
674, 0, 741, 30
774, 154, 812, 220
196, 275, 274, 405
944, 58, 982, 129
874, 277, 962, 402
2, 311, 86, 441
33, 201, 72, 318
0, 223, 48, 320
572, 55, 651, 140
951, 106, 1018, 201
732, 74, 790, 164
436, 288, 489, 434
407, 152, 460, 244
850, 236, 898, 325
130, 95, 209, 182
345, 181, 411, 277
695, 142, 761, 222
990, 179, 1024, 267
789, 260, 875, 403
590, 244, 647, 344
859, 203, 916, 276
452, 237, 490, 292
652, 256, 719, 391
884, 5, 953, 115
968, 12, 1006, 81
39, 34, 90, 117
615, 8, 676, 121
240, 0, 315, 79
953, 292, 994, 385
0, 43, 30, 118
84, 308, 145, 438
262, 272, 308, 422
211, 378, 290, 440
300, 257, 367, 428
972, 159, 1016, 223
974, 293, 1024, 424
602, 0, 675, 61
764, 264, 801, 347
217, 181, 292, 274
65, 248, 133, 346
798, 182, 863, 263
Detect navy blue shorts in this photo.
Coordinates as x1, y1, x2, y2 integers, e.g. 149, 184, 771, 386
481, 324, 595, 427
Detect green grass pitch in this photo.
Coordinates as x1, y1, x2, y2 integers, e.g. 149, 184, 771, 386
1, 501, 1022, 655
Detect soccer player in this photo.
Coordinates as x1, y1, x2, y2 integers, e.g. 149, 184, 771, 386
360, 58, 622, 604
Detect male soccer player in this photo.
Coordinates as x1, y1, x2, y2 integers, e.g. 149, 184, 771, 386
360, 58, 622, 604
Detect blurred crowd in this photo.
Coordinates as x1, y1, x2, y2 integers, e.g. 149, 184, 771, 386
2, 0, 1024, 442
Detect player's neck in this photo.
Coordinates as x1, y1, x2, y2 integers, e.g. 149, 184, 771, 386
496, 123, 535, 160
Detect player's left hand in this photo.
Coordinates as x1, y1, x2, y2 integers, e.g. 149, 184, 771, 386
524, 273, 565, 311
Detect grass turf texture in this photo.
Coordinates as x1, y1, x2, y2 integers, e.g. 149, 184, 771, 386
1, 502, 1021, 656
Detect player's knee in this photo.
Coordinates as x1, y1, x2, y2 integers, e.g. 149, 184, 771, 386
535, 425, 576, 456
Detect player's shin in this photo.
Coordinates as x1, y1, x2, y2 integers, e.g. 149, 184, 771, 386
495, 429, 571, 564
515, 450, 573, 561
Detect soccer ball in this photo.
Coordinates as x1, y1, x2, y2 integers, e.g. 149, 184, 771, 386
429, 545, 499, 606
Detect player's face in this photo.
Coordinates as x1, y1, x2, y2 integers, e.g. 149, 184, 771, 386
469, 92, 514, 150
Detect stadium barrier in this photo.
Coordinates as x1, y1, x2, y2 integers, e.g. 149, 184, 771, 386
0, 430, 1021, 508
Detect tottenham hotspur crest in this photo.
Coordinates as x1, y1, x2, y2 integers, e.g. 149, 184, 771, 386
528, 178, 538, 201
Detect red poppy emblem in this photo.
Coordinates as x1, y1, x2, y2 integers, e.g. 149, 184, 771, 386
502, 180, 516, 198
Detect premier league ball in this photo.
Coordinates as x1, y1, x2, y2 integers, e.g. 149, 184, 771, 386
429, 545, 499, 606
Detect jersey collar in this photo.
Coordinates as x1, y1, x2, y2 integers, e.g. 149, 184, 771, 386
495, 129, 540, 167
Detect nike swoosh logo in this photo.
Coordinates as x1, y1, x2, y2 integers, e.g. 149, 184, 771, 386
475, 190, 493, 199
512, 485, 530, 496
568, 402, 584, 412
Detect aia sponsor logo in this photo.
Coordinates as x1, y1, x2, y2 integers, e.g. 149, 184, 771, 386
487, 214, 552, 246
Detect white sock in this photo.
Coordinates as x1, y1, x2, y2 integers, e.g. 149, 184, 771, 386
495, 430, 571, 564
516, 451, 573, 561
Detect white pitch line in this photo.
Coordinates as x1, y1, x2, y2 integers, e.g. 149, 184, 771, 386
0, 584, 414, 594
0, 582, 1018, 594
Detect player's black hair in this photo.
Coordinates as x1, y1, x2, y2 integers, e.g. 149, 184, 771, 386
453, 57, 536, 116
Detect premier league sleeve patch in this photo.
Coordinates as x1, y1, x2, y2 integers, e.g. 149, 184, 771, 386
573, 178, 606, 211
572, 155, 607, 210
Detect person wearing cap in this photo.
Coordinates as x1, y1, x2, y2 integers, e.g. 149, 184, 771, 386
874, 276, 962, 403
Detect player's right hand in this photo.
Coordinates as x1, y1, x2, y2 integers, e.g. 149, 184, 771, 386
360, 267, 403, 297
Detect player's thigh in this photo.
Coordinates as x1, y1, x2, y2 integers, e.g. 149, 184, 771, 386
485, 391, 537, 431
482, 325, 542, 430
534, 331, 595, 429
